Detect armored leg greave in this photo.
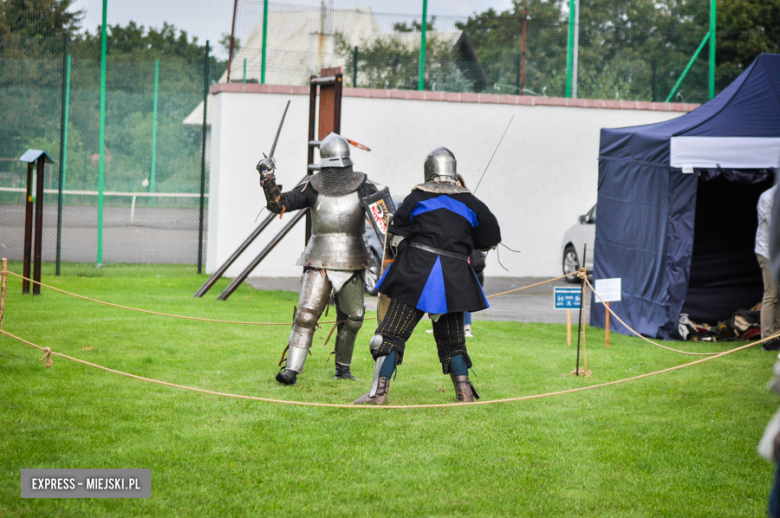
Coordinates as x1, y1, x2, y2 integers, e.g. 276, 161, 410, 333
432, 312, 473, 374
371, 297, 426, 364
279, 270, 331, 382
333, 274, 365, 371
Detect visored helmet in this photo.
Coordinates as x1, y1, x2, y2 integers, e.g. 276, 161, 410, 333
319, 132, 353, 168
424, 147, 457, 183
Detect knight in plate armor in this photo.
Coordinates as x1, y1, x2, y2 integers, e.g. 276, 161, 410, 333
352, 147, 502, 404
257, 132, 378, 385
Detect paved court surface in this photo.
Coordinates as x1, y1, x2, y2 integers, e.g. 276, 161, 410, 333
0, 204, 203, 264
246, 276, 592, 325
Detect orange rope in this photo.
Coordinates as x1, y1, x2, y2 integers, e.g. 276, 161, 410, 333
5, 271, 371, 326
584, 279, 767, 356
0, 329, 764, 409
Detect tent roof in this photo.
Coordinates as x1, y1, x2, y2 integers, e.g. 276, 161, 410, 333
600, 53, 780, 167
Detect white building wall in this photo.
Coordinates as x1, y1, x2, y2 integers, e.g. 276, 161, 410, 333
208, 91, 682, 278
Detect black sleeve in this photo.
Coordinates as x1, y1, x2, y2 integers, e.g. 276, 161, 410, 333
270, 179, 318, 214
388, 191, 419, 237
357, 180, 379, 198
472, 200, 502, 251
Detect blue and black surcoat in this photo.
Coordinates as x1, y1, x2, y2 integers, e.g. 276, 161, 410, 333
375, 188, 502, 314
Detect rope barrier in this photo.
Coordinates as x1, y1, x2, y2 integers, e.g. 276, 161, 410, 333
6, 268, 733, 356
486, 273, 573, 298
583, 278, 765, 356
4, 271, 364, 326
0, 328, 766, 409
5, 268, 576, 324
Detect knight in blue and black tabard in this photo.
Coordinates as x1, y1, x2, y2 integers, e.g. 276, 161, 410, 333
257, 132, 378, 385
353, 147, 501, 405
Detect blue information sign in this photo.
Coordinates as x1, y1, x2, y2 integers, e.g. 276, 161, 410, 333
554, 287, 582, 310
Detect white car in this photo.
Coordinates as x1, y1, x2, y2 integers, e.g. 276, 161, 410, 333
560, 204, 596, 282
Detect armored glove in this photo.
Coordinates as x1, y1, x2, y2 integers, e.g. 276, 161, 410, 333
256, 156, 276, 186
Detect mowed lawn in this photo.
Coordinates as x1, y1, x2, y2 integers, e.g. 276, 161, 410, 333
0, 269, 778, 517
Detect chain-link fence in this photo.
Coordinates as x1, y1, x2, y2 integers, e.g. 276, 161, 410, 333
1, 0, 771, 276
0, 27, 221, 276
225, 0, 743, 103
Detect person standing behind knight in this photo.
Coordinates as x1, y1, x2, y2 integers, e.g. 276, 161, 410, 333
757, 180, 780, 350
353, 147, 501, 405
257, 132, 378, 385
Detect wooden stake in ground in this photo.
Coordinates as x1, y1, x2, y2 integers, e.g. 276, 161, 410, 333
567, 309, 571, 346
0, 258, 7, 331
605, 301, 610, 348
575, 244, 587, 376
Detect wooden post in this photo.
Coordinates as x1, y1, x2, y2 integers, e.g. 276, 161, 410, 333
605, 301, 610, 348
32, 155, 46, 295
22, 163, 34, 294
575, 244, 587, 376
0, 258, 7, 331
567, 309, 571, 345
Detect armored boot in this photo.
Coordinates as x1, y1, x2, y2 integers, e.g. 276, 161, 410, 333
448, 354, 479, 402
353, 376, 390, 405
335, 362, 357, 380
333, 281, 364, 380
276, 341, 309, 385
451, 374, 480, 402
353, 344, 395, 405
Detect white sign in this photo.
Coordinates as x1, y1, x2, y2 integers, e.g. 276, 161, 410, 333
594, 278, 622, 303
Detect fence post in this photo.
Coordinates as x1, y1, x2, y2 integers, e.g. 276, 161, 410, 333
261, 0, 268, 84
198, 41, 210, 275
22, 163, 33, 294
709, 0, 716, 99
417, 0, 428, 91
150, 58, 159, 207
565, 0, 575, 98
227, 0, 238, 82
652, 58, 657, 102
243, 58, 247, 83
353, 46, 358, 87
572, 0, 580, 98
521, 7, 527, 95
0, 258, 7, 331
97, 0, 108, 267
33, 155, 45, 295
57, 35, 71, 276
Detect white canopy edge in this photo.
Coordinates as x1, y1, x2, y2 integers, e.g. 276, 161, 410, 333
670, 137, 780, 169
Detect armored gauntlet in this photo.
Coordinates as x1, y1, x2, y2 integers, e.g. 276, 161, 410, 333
257, 157, 284, 213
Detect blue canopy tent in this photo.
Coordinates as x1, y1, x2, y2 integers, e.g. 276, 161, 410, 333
592, 53, 780, 339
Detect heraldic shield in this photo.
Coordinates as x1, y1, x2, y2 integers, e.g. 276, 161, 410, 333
361, 186, 397, 325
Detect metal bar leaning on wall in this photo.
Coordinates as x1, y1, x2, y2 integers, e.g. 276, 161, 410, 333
217, 209, 308, 301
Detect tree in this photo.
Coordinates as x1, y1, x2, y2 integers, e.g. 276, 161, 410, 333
0, 0, 82, 38
717, 0, 780, 85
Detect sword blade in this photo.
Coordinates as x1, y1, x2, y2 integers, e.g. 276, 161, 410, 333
473, 114, 514, 194
268, 100, 291, 158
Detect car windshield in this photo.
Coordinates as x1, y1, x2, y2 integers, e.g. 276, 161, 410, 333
588, 204, 597, 223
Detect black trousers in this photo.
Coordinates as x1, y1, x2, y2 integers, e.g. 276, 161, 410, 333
372, 297, 472, 374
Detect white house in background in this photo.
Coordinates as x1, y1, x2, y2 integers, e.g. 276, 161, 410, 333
183, 5, 486, 128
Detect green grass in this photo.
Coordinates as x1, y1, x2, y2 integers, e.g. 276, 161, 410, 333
0, 272, 777, 516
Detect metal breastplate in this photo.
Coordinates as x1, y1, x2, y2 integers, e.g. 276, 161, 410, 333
296, 191, 368, 270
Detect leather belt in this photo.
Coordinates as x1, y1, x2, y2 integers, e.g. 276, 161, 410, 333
408, 242, 468, 261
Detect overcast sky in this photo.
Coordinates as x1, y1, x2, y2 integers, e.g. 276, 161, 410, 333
71, 0, 516, 58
